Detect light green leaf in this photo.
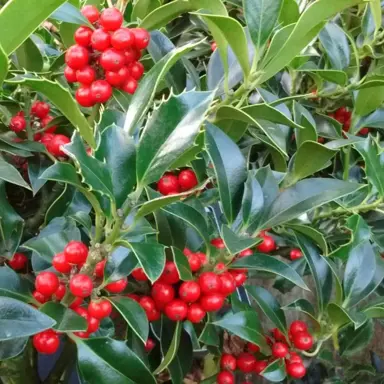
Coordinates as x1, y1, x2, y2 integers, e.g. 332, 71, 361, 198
15, 37, 43, 72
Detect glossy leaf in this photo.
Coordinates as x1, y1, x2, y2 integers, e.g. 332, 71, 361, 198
77, 337, 156, 384
284, 299, 317, 321
172, 247, 193, 281
27, 157, 49, 196
221, 225, 261, 254
327, 303, 367, 329
0, 44, 8, 86
355, 108, 384, 130
279, 0, 300, 26
110, 297, 149, 343
241, 173, 264, 227
40, 162, 84, 189
0, 337, 28, 361
0, 266, 33, 303
0, 157, 31, 190
50, 2, 92, 26
131, 0, 161, 21
288, 224, 328, 255
262, 360, 286, 382
104, 247, 137, 284
15, 37, 43, 72
355, 79, 384, 117
339, 320, 374, 356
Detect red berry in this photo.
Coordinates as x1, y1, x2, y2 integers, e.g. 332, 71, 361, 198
100, 8, 123, 31
200, 293, 225, 312
35, 272, 59, 296
254, 360, 268, 374
65, 45, 89, 70
64, 241, 88, 265
220, 354, 236, 371
178, 169, 198, 191
159, 261, 180, 285
247, 342, 260, 353
187, 303, 206, 323
131, 28, 150, 50
90, 80, 113, 103
131, 268, 148, 281
211, 42, 217, 51
76, 66, 96, 85
140, 296, 161, 322
41, 115, 57, 133
54, 284, 66, 301
272, 328, 287, 342
122, 77, 138, 94
124, 47, 139, 63
271, 342, 289, 358
230, 271, 247, 287
52, 252, 72, 273
76, 86, 94, 107
111, 28, 134, 50
87, 315, 100, 333
145, 338, 156, 352
94, 259, 106, 278
157, 174, 180, 195
164, 299, 188, 321
9, 116, 26, 132
198, 272, 222, 294
33, 330, 60, 354
151, 282, 175, 304
289, 320, 308, 335
215, 262, 226, 272
91, 28, 111, 51
69, 296, 83, 309
286, 363, 306, 379
183, 248, 193, 256
47, 134, 70, 157
105, 278, 128, 293
257, 235, 276, 253
290, 248, 303, 261
88, 299, 112, 319
211, 237, 225, 249
335, 107, 347, 124
219, 272, 236, 296
237, 352, 256, 373
196, 252, 208, 266
105, 66, 129, 87
8, 253, 28, 270
74, 26, 93, 46
100, 48, 125, 71
179, 281, 201, 303
128, 61, 144, 80
286, 351, 303, 364
238, 248, 253, 257
81, 5, 99, 23
74, 331, 90, 338
31, 101, 50, 119
292, 332, 313, 351
359, 127, 370, 135
126, 293, 140, 302
217, 371, 234, 384
33, 290, 49, 304
64, 66, 77, 82
187, 253, 202, 272
70, 274, 93, 298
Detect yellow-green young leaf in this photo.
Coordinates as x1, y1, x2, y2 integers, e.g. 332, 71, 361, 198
370, 0, 382, 35
7, 75, 95, 148
327, 303, 367, 330
279, 0, 300, 26
354, 79, 384, 119
139, 0, 227, 30
131, 0, 161, 21
0, 44, 8, 86
0, 0, 67, 54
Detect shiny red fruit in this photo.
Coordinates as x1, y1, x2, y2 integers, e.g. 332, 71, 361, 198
64, 241, 88, 265
70, 274, 93, 298
211, 42, 217, 51
105, 66, 129, 87
33, 290, 49, 304
91, 28, 111, 51
272, 327, 287, 342
217, 371, 234, 384
64, 66, 77, 82
289, 320, 308, 335
100, 7, 123, 31
200, 293, 225, 312
74, 26, 93, 46
35, 272, 59, 296
111, 28, 134, 50
165, 299, 188, 321
292, 332, 313, 351
31, 101, 50, 119
237, 352, 256, 373
219, 272, 236, 296
196, 252, 208, 266
254, 360, 268, 374
187, 303, 206, 323
33, 330, 60, 354
359, 127, 370, 135
220, 354, 236, 371
88, 299, 112, 319
47, 134, 70, 157
76, 86, 94, 107
105, 278, 128, 293
126, 293, 140, 302
257, 235, 276, 253
238, 248, 253, 258
10, 116, 26, 132
271, 342, 289, 358
159, 261, 180, 285
81, 5, 100, 23
76, 66, 96, 85
131, 267, 148, 281
178, 169, 198, 191
41, 115, 57, 133
8, 252, 28, 270
210, 237, 225, 249
157, 173, 180, 195
74, 331, 90, 338
145, 338, 156, 352
128, 61, 144, 80
65, 45, 89, 69
335, 107, 347, 124
100, 48, 125, 71
52, 252, 72, 273
215, 262, 226, 272
90, 80, 113, 103
151, 282, 175, 304
198, 272, 222, 294
131, 28, 150, 50
87, 315, 100, 333
140, 296, 161, 322
179, 281, 201, 303
286, 351, 303, 364
247, 342, 260, 353
124, 47, 139, 63
122, 77, 138, 94
54, 283, 66, 301
187, 253, 202, 272
286, 362, 306, 379
290, 248, 303, 261
94, 259, 106, 278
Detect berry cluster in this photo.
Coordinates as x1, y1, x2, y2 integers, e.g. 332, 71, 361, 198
329, 107, 369, 135
157, 169, 198, 196
217, 321, 314, 383
65, 5, 150, 107
9, 100, 70, 157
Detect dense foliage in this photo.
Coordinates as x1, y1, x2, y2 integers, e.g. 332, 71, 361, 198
1, 0, 384, 383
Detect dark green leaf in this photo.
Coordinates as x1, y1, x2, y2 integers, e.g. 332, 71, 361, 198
284, 299, 317, 321
327, 303, 367, 329
339, 320, 374, 356
15, 37, 43, 72
183, 321, 200, 350
0, 266, 32, 303
50, 2, 92, 26
288, 224, 328, 255
241, 173, 264, 227
221, 225, 261, 254
0, 337, 28, 360
355, 108, 384, 130
40, 162, 84, 189
262, 359, 286, 382
104, 247, 137, 284
172, 247, 193, 281
298, 69, 348, 86
199, 322, 220, 347
0, 157, 31, 190
27, 157, 49, 196
273, 257, 307, 293
355, 79, 384, 117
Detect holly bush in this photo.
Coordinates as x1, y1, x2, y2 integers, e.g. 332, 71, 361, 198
1, 0, 384, 383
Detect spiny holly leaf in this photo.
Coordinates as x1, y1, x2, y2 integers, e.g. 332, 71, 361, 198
327, 303, 367, 330
339, 320, 374, 356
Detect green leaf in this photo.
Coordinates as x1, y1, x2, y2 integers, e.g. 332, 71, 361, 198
172, 247, 193, 281
205, 123, 247, 224
231, 254, 309, 290
294, 233, 332, 313
128, 242, 166, 283
284, 141, 337, 186
244, 0, 283, 50
0, 266, 32, 303
40, 162, 83, 189
0, 157, 31, 190
0, 337, 28, 361
364, 304, 384, 319
279, 0, 300, 26
339, 320, 374, 356
95, 124, 136, 207
27, 157, 49, 196
221, 225, 261, 254
40, 302, 87, 332
293, 103, 317, 146
0, 44, 8, 86
241, 173, 264, 227
123, 41, 202, 136
199, 322, 220, 347
50, 2, 92, 26
260, 178, 361, 228
76, 337, 156, 384
139, 0, 227, 30
131, 0, 161, 21
327, 303, 367, 329
213, 311, 269, 353
136, 91, 213, 186
355, 108, 384, 130
355, 79, 384, 117
288, 224, 328, 255
262, 360, 286, 382
0, 297, 55, 340
15, 37, 43, 72
7, 75, 95, 148
154, 320, 182, 375
0, 0, 66, 54
63, 133, 114, 200
104, 247, 137, 284
110, 297, 149, 343
246, 286, 287, 334
284, 299, 317, 321
297, 69, 348, 86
